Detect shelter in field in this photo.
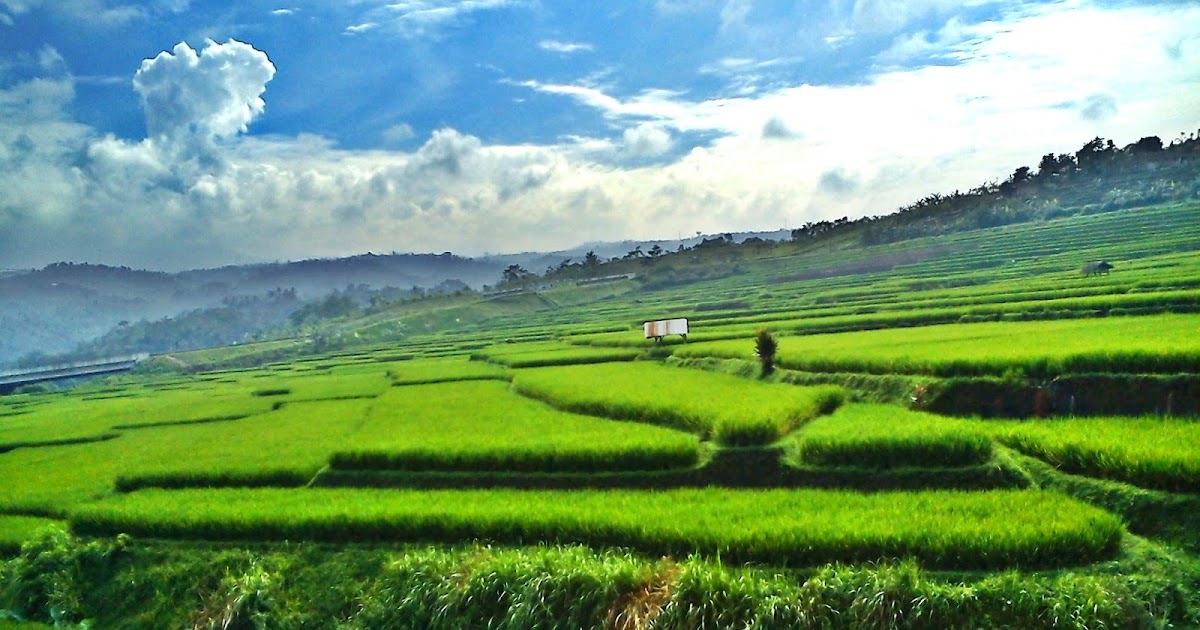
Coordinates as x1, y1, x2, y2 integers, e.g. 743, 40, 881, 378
1081, 261, 1113, 277
644, 318, 688, 342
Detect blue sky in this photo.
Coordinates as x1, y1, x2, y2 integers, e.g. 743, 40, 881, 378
1, 0, 1198, 270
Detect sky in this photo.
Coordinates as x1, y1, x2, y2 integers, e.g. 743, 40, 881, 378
0, 0, 1197, 271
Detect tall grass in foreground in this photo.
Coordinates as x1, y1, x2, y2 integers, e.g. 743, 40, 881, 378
511, 363, 845, 446
992, 416, 1200, 492
70, 487, 1121, 569
332, 381, 700, 472
795, 404, 993, 468
5, 533, 1183, 629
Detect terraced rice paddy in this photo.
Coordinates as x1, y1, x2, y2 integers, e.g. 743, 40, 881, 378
993, 416, 1200, 492
511, 362, 845, 445
472, 341, 642, 368
0, 384, 273, 449
70, 487, 1120, 569
385, 356, 509, 385
671, 314, 1200, 378
332, 380, 701, 472
0, 398, 380, 512
794, 404, 993, 468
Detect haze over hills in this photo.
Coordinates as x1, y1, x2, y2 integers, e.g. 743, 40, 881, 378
2, 132, 1198, 370
0, 230, 799, 368
0, 254, 498, 366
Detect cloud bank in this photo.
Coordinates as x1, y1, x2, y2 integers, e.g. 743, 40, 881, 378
0, 2, 1198, 272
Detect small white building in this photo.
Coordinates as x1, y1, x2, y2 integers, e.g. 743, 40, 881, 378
644, 318, 688, 342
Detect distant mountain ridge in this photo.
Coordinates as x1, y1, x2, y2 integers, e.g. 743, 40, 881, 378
0, 254, 503, 367
477, 229, 792, 273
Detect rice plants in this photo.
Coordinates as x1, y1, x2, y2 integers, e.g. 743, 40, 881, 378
386, 357, 510, 385
248, 371, 392, 402
331, 380, 701, 473
793, 404, 993, 468
0, 399, 375, 513
473, 342, 641, 368
992, 416, 1200, 491
511, 363, 845, 446
6, 536, 1173, 629
672, 314, 1200, 378
0, 385, 274, 448
111, 398, 379, 492
0, 515, 66, 554
69, 487, 1121, 569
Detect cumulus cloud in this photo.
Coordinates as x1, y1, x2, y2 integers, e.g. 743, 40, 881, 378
410, 127, 482, 174
133, 39, 275, 141
623, 123, 674, 158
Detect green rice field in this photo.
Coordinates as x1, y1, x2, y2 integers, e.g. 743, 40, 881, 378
331, 380, 701, 472
671, 314, 1200, 378
992, 416, 1200, 492
5, 202, 1200, 626
385, 356, 510, 385
473, 342, 642, 368
69, 487, 1120, 569
794, 404, 993, 469
511, 362, 845, 445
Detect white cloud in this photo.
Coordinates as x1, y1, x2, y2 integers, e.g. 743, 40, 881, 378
382, 123, 415, 145
409, 127, 482, 174
133, 39, 275, 141
0, 77, 75, 121
719, 0, 753, 32
538, 39, 595, 54
878, 16, 972, 64
623, 123, 674, 158
271, 8, 295, 16
654, 0, 720, 14
352, 0, 529, 38
848, 0, 964, 35
0, 0, 184, 25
